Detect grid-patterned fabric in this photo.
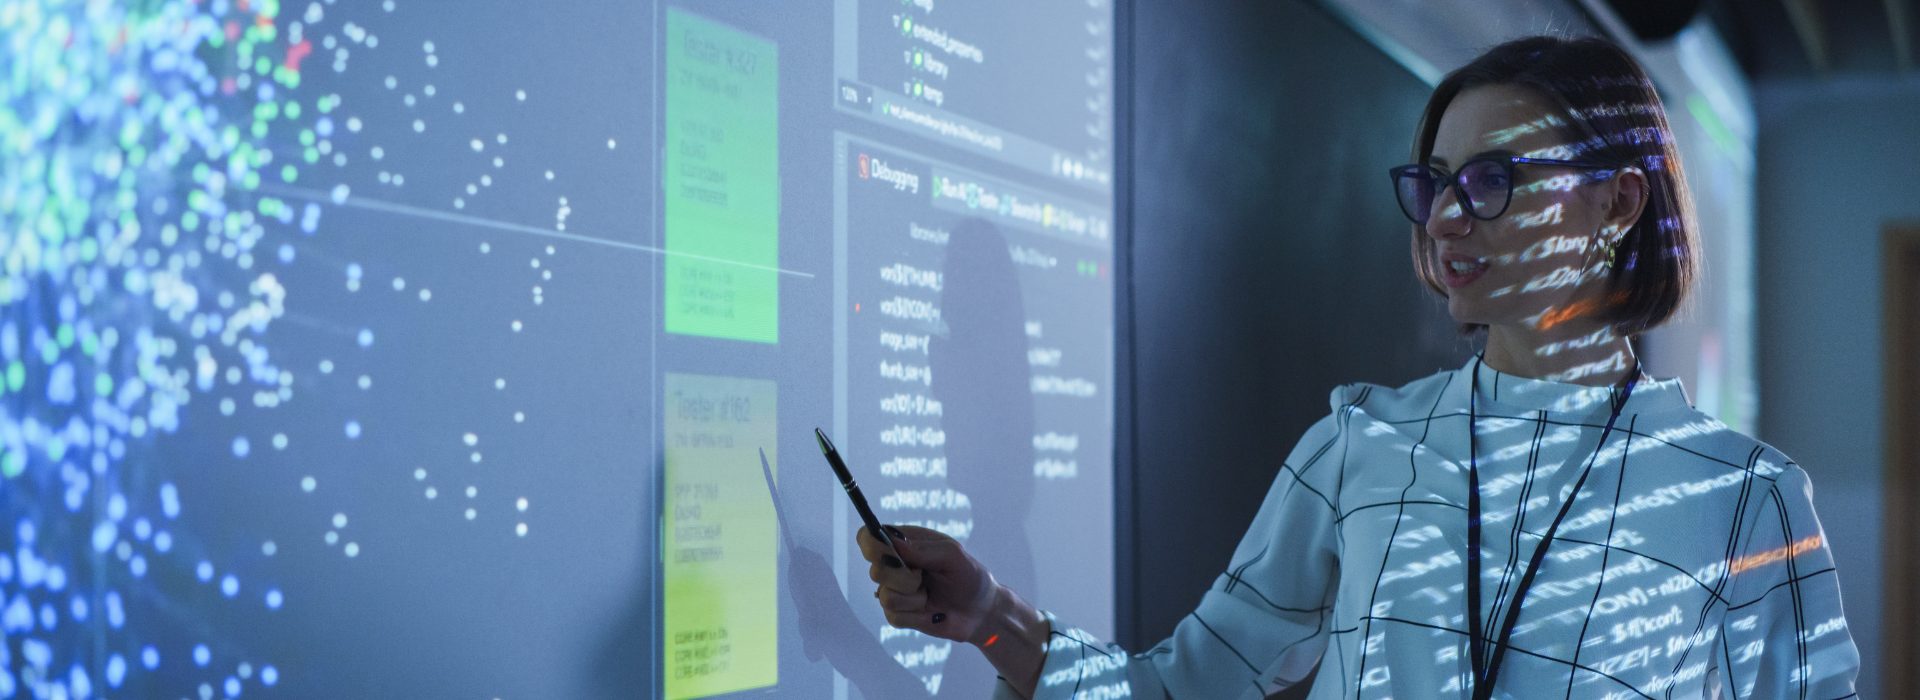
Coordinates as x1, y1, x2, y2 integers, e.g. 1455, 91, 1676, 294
1006, 357, 1858, 700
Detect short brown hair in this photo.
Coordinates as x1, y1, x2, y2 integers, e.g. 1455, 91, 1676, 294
1409, 36, 1697, 336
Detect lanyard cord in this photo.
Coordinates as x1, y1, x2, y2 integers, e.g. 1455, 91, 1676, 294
1465, 355, 1637, 700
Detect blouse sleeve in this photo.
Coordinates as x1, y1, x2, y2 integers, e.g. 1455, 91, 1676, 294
1024, 406, 1349, 700
1717, 464, 1859, 700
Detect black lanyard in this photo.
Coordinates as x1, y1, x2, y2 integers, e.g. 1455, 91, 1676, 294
1465, 356, 1636, 700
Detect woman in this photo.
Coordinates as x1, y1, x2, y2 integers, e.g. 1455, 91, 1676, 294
856, 36, 1860, 700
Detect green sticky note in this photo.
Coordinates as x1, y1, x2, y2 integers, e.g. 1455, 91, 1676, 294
663, 9, 780, 343
662, 373, 779, 699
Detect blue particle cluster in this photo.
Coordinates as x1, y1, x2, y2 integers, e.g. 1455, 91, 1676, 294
0, 0, 392, 694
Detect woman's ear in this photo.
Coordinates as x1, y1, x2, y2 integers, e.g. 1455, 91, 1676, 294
1597, 167, 1649, 233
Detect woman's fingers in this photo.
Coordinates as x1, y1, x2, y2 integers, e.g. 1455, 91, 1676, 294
877, 585, 927, 613
882, 607, 942, 632
868, 559, 923, 594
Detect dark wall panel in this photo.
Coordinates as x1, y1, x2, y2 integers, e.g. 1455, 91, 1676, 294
1123, 0, 1473, 650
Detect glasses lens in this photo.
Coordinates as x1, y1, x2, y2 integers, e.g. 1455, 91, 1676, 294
1458, 160, 1513, 219
1393, 168, 1437, 224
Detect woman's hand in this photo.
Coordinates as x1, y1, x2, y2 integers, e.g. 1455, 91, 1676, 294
856, 525, 1053, 699
856, 525, 997, 643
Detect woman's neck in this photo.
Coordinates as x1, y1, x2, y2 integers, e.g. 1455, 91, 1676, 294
1482, 322, 1636, 387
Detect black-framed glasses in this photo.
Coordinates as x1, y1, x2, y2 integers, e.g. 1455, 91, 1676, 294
1388, 156, 1616, 225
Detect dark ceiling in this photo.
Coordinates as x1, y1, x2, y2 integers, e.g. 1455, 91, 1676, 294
1704, 0, 1914, 78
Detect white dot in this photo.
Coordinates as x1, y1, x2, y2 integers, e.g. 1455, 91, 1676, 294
470, 139, 483, 152
607, 139, 616, 149
544, 170, 554, 180
516, 497, 528, 511
344, 542, 360, 557
515, 90, 526, 101
463, 432, 478, 446
332, 513, 348, 528
511, 320, 522, 332
494, 378, 505, 390
425, 487, 438, 499
358, 375, 372, 390
413, 119, 425, 132
546, 245, 555, 255
384, 76, 397, 89
481, 175, 492, 186
392, 277, 405, 290
497, 133, 508, 144
301, 476, 317, 492
272, 433, 288, 450
466, 184, 478, 195
454, 102, 465, 113
319, 359, 333, 374
543, 269, 552, 280
530, 258, 540, 268
371, 145, 384, 160
422, 40, 435, 53
465, 508, 477, 520
480, 242, 491, 253
493, 157, 504, 168
393, 173, 405, 185
466, 486, 478, 498
423, 84, 436, 96
324, 531, 338, 545
419, 289, 432, 301
514, 411, 525, 422
516, 523, 528, 537
414, 468, 427, 480
382, 0, 394, 10
262, 541, 277, 555
454, 198, 464, 209
470, 452, 482, 463
220, 398, 236, 416
347, 116, 363, 131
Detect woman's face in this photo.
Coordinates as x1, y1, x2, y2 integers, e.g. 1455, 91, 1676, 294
1424, 84, 1639, 337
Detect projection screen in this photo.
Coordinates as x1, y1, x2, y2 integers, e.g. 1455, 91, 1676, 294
0, 0, 1115, 697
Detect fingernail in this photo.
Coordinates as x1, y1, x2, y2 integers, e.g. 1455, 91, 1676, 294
881, 555, 904, 569
932, 613, 946, 624
883, 525, 905, 539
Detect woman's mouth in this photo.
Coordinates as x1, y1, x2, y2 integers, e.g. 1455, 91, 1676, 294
1441, 256, 1490, 288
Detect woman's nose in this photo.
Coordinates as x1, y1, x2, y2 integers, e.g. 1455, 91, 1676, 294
1424, 184, 1472, 240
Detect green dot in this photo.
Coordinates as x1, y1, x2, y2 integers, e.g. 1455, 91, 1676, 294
78, 238, 97, 262
255, 56, 270, 74
243, 171, 261, 190
56, 325, 73, 349
281, 164, 298, 183
303, 147, 319, 163
80, 333, 97, 358
193, 163, 210, 183
94, 373, 112, 397
298, 129, 315, 146
284, 101, 302, 119
181, 211, 201, 232
6, 362, 23, 392
1, 452, 23, 479
251, 121, 268, 138
46, 437, 65, 463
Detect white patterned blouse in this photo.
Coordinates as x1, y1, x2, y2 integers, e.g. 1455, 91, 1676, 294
1002, 357, 1858, 700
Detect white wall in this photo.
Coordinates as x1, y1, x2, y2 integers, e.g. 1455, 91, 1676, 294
1754, 73, 1920, 700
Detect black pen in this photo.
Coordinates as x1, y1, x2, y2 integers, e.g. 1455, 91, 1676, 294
815, 427, 893, 550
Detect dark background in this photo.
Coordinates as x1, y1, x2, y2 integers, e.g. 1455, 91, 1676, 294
1115, 0, 1473, 655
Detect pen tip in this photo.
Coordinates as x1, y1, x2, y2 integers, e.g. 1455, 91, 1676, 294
814, 428, 830, 454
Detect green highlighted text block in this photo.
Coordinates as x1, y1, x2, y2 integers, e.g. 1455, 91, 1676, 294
663, 10, 779, 343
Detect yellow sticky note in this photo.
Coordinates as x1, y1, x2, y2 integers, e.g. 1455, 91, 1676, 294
663, 373, 779, 699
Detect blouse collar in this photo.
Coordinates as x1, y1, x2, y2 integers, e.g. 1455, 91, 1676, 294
1456, 355, 1693, 417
